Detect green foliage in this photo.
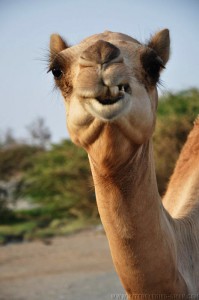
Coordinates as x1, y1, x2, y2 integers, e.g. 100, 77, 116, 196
0, 221, 38, 244
157, 88, 199, 117
22, 140, 97, 219
0, 144, 42, 180
154, 88, 199, 194
0, 198, 15, 223
0, 140, 98, 242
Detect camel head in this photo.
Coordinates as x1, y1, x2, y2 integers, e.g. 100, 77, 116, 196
49, 30, 170, 170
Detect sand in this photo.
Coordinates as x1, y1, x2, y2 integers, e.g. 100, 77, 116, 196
0, 229, 124, 300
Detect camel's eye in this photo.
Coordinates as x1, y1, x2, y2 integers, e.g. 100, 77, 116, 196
52, 68, 63, 79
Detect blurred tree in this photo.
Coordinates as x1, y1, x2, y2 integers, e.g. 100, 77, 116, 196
22, 140, 97, 220
4, 128, 16, 146
0, 128, 17, 148
26, 117, 51, 149
0, 144, 42, 181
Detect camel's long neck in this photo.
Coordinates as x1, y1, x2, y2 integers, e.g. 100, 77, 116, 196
89, 139, 187, 295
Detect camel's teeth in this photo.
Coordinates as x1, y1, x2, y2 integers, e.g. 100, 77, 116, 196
110, 86, 119, 97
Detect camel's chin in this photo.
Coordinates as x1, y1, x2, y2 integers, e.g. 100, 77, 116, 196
84, 94, 132, 121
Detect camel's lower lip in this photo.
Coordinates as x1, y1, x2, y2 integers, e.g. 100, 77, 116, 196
84, 92, 132, 121
96, 94, 124, 105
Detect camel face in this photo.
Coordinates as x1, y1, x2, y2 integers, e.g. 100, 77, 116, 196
76, 39, 134, 122
49, 30, 169, 148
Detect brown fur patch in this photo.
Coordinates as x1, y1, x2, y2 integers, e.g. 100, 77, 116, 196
49, 53, 73, 98
147, 29, 170, 65
50, 34, 68, 62
81, 40, 120, 64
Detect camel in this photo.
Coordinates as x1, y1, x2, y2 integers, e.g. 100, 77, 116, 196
48, 29, 199, 298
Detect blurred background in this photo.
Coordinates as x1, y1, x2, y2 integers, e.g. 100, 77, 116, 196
0, 1, 199, 298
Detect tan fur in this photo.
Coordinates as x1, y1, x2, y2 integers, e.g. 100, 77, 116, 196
81, 39, 120, 64
49, 29, 199, 297
164, 116, 199, 219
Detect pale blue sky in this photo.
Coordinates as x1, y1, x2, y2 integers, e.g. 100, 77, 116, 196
0, 0, 199, 142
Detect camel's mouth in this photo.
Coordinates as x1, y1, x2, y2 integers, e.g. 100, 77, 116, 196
84, 84, 132, 121
96, 84, 131, 106
96, 94, 124, 105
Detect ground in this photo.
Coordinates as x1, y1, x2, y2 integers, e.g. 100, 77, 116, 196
0, 229, 124, 300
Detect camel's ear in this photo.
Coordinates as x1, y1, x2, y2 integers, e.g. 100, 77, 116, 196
50, 34, 68, 62
147, 29, 170, 65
